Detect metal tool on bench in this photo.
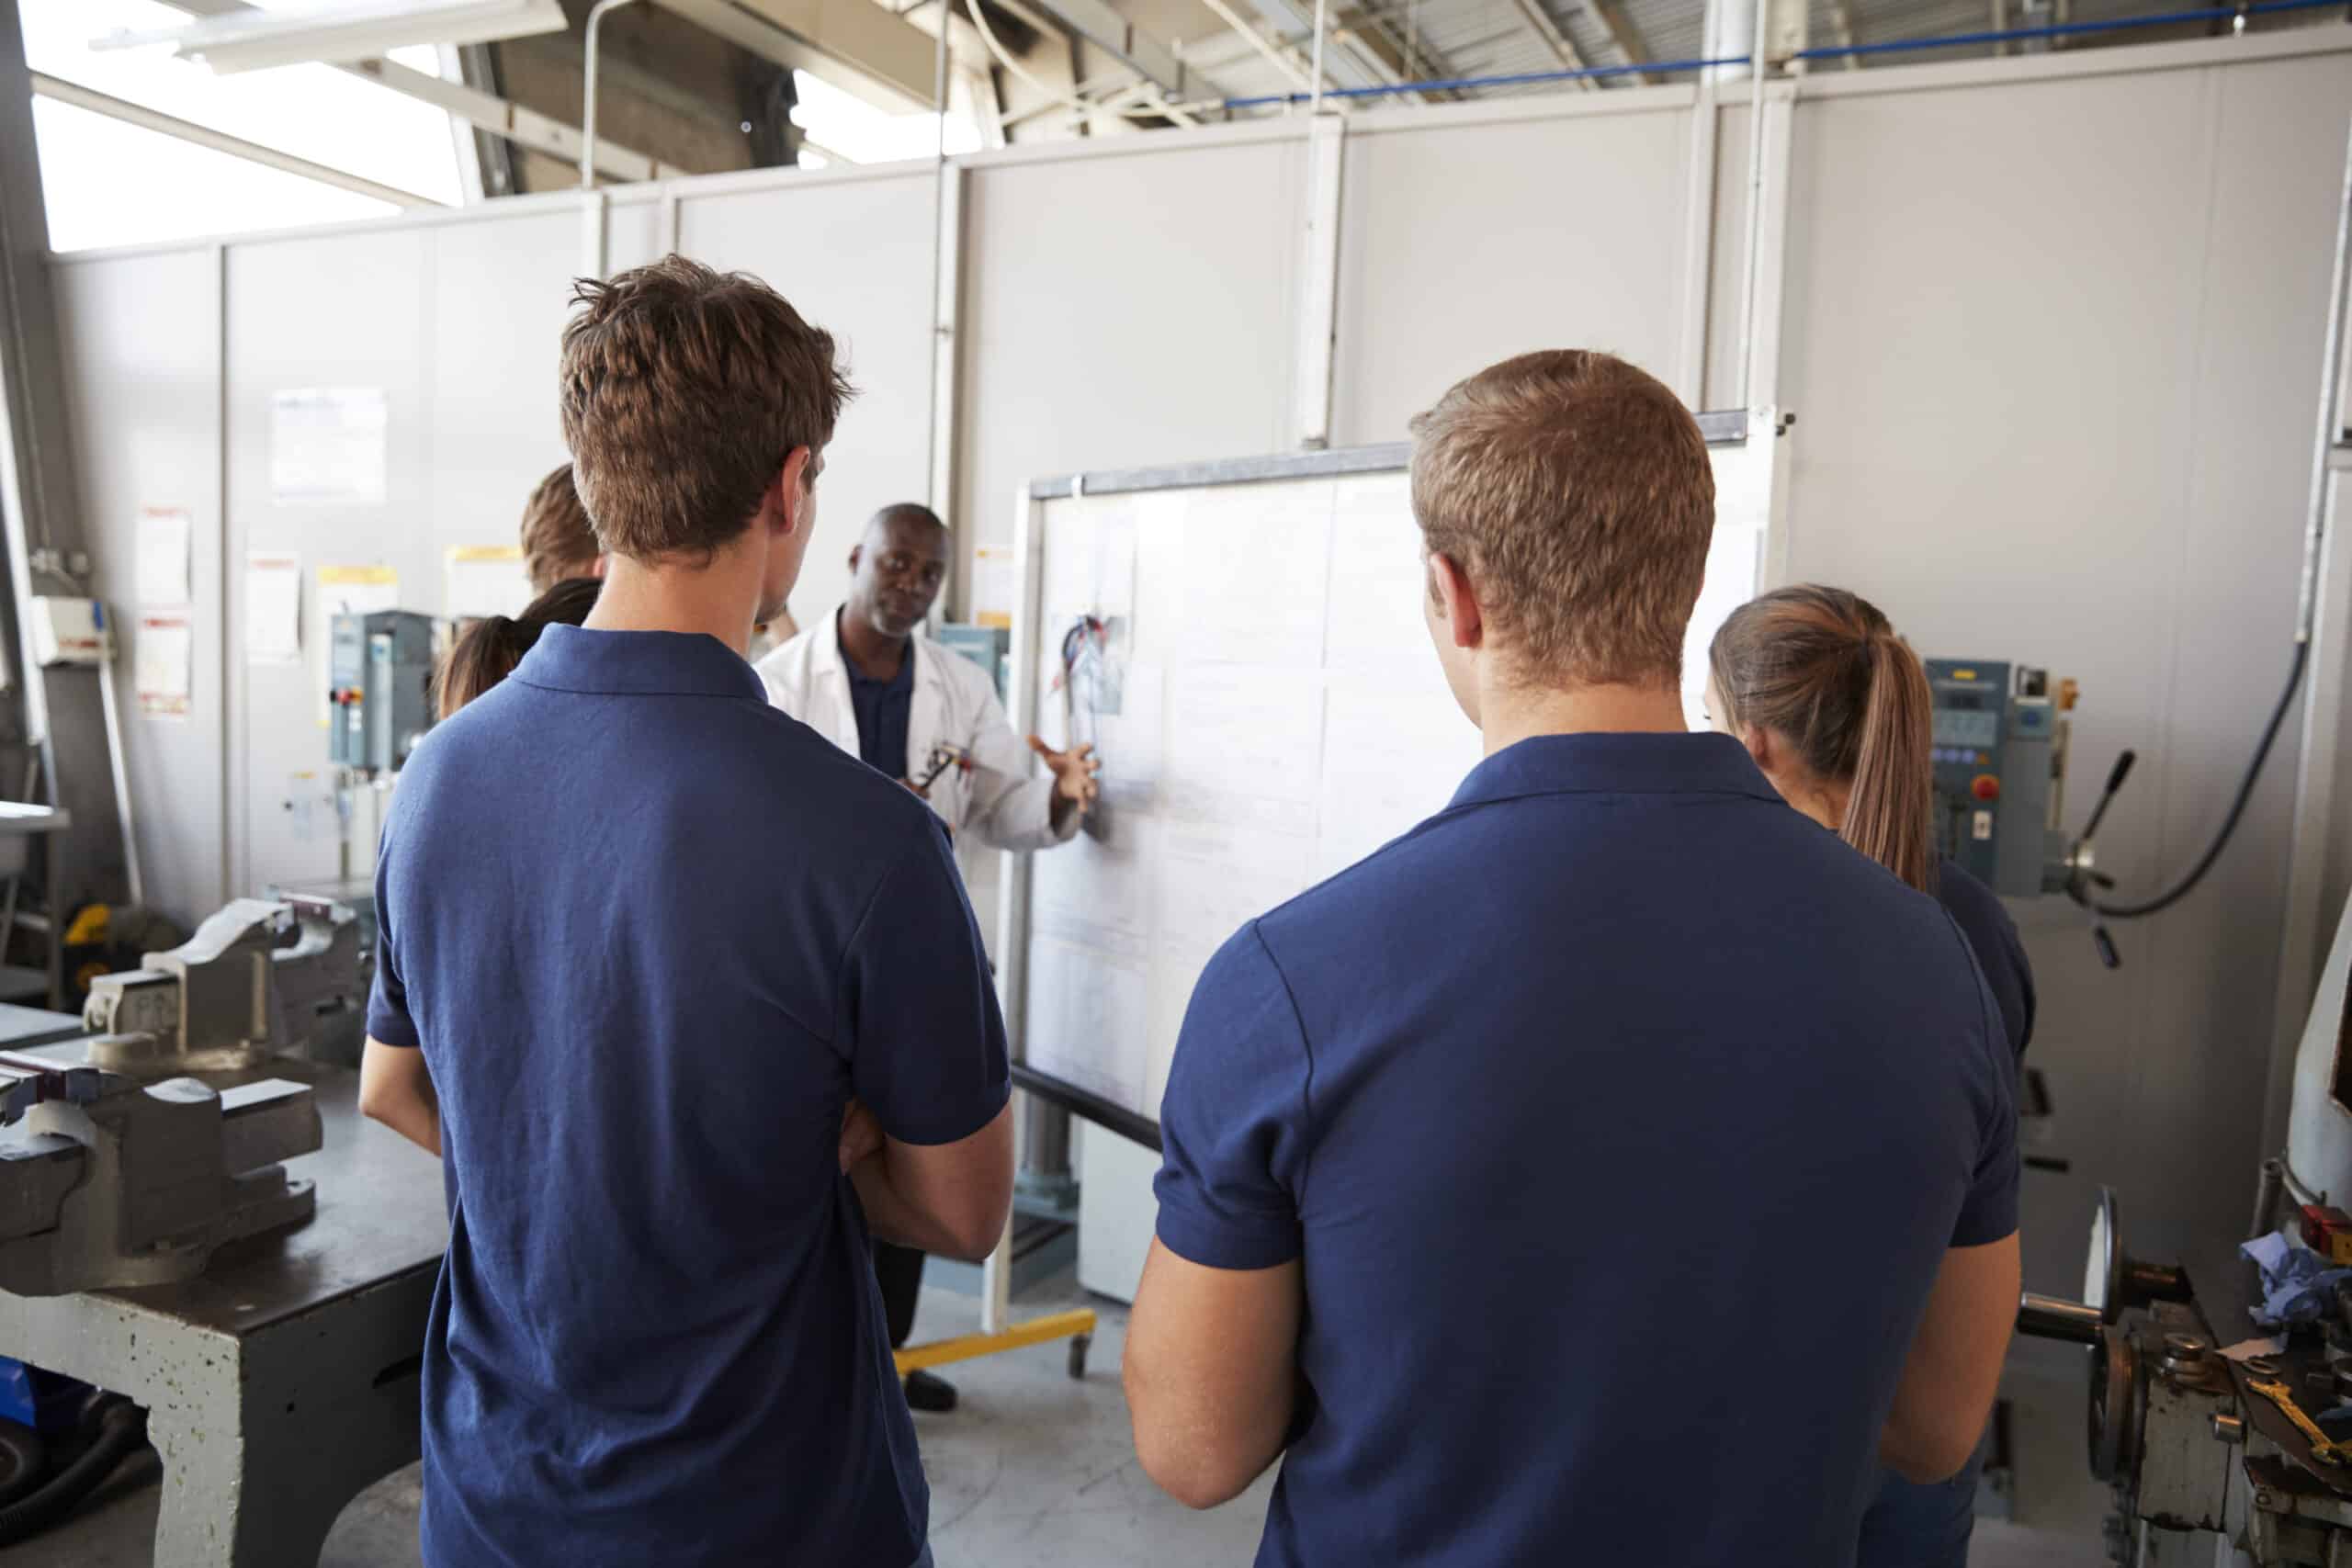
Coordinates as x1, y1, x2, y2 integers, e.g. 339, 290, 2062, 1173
81, 896, 368, 1076
2007, 888, 2352, 1563
0, 1050, 319, 1296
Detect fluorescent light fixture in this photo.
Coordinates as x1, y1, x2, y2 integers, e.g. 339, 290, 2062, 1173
95, 0, 569, 75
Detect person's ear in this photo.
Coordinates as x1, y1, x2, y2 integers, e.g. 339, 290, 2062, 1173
1738, 722, 1776, 773
1429, 552, 1483, 650
774, 446, 814, 537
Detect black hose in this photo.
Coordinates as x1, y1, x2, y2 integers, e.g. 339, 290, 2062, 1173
0, 1419, 44, 1509
2093, 639, 2310, 919
0, 1395, 145, 1547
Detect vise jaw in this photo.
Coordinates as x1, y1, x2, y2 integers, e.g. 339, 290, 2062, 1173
0, 1052, 320, 1296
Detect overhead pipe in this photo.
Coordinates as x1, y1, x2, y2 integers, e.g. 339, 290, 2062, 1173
1209, 0, 2345, 109
580, 0, 643, 191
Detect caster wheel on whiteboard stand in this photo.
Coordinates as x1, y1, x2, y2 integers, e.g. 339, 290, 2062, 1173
1069, 1335, 1091, 1380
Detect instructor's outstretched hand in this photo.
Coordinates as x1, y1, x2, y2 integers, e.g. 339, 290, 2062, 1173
1030, 736, 1102, 829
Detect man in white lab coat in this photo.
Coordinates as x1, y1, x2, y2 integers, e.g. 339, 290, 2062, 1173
758, 502, 1098, 1412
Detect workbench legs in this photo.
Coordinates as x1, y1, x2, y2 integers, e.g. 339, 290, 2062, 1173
0, 1261, 436, 1567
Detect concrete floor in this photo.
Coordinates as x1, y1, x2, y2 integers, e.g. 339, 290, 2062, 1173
20, 1279, 2109, 1567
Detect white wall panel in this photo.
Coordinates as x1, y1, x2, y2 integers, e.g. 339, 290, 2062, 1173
955, 140, 1304, 580
1776, 49, 2352, 1288
677, 173, 940, 627
52, 248, 227, 924
1331, 107, 1694, 443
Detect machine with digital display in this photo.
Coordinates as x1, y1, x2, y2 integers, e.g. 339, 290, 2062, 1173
1926, 660, 2077, 898
326, 610, 434, 777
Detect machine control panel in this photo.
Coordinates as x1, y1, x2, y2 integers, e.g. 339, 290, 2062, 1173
1927, 659, 2074, 897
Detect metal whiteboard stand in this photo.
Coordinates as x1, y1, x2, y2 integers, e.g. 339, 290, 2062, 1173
0, 1047, 445, 1568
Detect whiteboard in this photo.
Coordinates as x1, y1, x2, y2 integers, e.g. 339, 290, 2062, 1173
1003, 423, 1775, 1130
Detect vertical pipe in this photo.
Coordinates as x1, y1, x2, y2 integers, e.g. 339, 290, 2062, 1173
2297, 109, 2352, 645
1735, 0, 1770, 413
580, 0, 641, 192
1310, 0, 1330, 114
925, 3, 950, 514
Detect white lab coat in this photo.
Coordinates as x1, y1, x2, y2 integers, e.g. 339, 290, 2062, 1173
756, 609, 1076, 854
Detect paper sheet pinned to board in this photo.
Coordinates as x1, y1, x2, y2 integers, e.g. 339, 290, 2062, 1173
244, 552, 302, 663
446, 545, 531, 621
1024, 937, 1151, 1116
1317, 672, 1482, 879
134, 612, 193, 720
1175, 485, 1333, 670
1164, 664, 1324, 812
136, 507, 192, 607
270, 388, 388, 507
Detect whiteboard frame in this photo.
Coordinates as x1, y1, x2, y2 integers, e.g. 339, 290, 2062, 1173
998, 418, 1758, 1138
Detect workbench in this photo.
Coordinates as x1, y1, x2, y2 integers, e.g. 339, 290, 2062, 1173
0, 1044, 447, 1566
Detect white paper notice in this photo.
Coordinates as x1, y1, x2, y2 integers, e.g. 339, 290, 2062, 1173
446, 545, 531, 621
1165, 663, 1324, 811
1024, 938, 1151, 1115
244, 552, 302, 663
1031, 815, 1156, 962
1317, 674, 1483, 878
1324, 474, 1427, 675
134, 612, 193, 720
136, 507, 192, 606
270, 388, 388, 506
970, 545, 1017, 629
1177, 484, 1333, 669
313, 565, 399, 725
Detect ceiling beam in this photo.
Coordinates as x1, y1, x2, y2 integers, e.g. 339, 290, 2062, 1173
649, 0, 942, 111
1503, 0, 1596, 87
1586, 0, 1654, 82
165, 0, 682, 180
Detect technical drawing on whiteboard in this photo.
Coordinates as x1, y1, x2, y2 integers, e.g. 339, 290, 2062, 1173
1007, 423, 1774, 1130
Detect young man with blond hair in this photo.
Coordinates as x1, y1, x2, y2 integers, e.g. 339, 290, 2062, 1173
361, 256, 1010, 1568
1123, 350, 2020, 1566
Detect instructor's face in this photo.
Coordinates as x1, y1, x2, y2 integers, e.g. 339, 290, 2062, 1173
851, 518, 948, 639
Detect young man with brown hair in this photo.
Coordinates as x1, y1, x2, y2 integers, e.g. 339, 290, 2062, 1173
360, 256, 1011, 1568
1123, 350, 2020, 1566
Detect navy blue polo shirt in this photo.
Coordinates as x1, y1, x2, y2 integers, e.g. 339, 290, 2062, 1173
1156, 731, 2017, 1568
1934, 858, 2036, 1060
368, 624, 1008, 1568
843, 620, 916, 782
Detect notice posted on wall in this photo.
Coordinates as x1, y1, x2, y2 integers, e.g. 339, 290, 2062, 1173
445, 545, 531, 622
244, 552, 302, 664
313, 564, 399, 727
136, 506, 191, 606
270, 388, 388, 507
134, 612, 193, 721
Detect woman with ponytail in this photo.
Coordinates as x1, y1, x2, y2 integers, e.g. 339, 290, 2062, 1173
434, 576, 604, 720
363, 575, 603, 1157
1708, 583, 2033, 1568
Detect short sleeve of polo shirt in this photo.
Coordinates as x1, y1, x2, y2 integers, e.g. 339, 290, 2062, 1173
366, 810, 418, 1049
1951, 927, 2021, 1249
1154, 921, 1313, 1271
836, 821, 1011, 1145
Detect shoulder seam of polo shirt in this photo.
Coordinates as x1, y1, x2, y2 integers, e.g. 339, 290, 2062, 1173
1245, 919, 1318, 1215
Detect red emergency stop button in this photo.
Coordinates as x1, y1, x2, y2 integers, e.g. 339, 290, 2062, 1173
1971, 774, 2000, 803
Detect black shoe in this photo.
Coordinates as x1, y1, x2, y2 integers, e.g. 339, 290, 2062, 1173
904, 1370, 957, 1413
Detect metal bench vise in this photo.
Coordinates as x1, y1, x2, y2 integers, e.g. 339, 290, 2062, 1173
82, 897, 368, 1077
0, 1052, 319, 1296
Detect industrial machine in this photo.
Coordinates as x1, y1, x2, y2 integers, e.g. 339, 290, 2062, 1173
326, 609, 434, 776
0, 1053, 318, 1296
2018, 889, 2352, 1563
1927, 660, 2078, 897
81, 897, 369, 1076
